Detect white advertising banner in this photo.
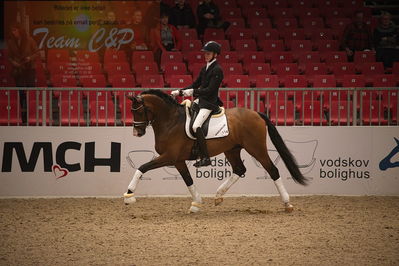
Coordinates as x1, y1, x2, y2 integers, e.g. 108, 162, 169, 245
0, 127, 398, 197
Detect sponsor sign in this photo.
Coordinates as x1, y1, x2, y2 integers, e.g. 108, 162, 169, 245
0, 127, 398, 197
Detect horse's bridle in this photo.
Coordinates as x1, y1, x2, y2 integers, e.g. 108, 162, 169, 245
131, 97, 153, 128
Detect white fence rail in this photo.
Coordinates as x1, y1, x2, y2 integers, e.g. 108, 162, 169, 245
0, 87, 398, 126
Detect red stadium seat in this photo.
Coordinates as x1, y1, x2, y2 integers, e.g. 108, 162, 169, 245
237, 0, 263, 8
329, 62, 356, 85
290, 0, 313, 8
300, 17, 325, 29
359, 100, 388, 125
295, 51, 321, 65
287, 40, 312, 52
242, 8, 267, 20
133, 62, 159, 85
27, 99, 53, 126
296, 8, 321, 19
371, 75, 397, 88
322, 51, 347, 63
80, 74, 107, 88
48, 62, 75, 76
105, 62, 131, 76
275, 18, 298, 29
228, 28, 253, 41
265, 0, 288, 8
227, 18, 246, 28
169, 75, 193, 88
185, 51, 205, 65
76, 62, 103, 77
342, 74, 366, 88
247, 63, 271, 86
181, 39, 203, 52
280, 29, 306, 41
218, 51, 239, 64
225, 75, 250, 88
221, 63, 244, 77
214, 39, 231, 51
109, 74, 136, 88
242, 52, 266, 70
51, 75, 78, 88
163, 62, 188, 85
273, 63, 300, 76
215, 0, 237, 8
302, 63, 329, 84
59, 101, 86, 126
248, 18, 272, 29
160, 51, 184, 70
89, 100, 116, 126
132, 51, 155, 64
232, 39, 257, 51
269, 8, 295, 19
314, 40, 339, 52
299, 100, 328, 125
354, 51, 376, 63
104, 49, 128, 64
0, 101, 22, 125
307, 28, 334, 41
255, 29, 279, 41
76, 50, 100, 63
270, 52, 294, 64
312, 75, 337, 88
189, 63, 204, 78
141, 74, 165, 88
204, 28, 225, 42
255, 75, 279, 88
47, 49, 70, 64
321, 7, 346, 19
328, 100, 353, 126
283, 74, 308, 87
0, 74, 16, 87
269, 100, 295, 125
179, 28, 198, 40
259, 40, 285, 54
220, 7, 242, 19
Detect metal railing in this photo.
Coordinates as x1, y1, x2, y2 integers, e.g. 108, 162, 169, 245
0, 87, 398, 127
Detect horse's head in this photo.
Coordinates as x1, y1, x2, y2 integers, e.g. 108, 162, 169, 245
128, 95, 152, 137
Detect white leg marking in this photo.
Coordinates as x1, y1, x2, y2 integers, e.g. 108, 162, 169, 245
123, 170, 143, 204
274, 177, 290, 203
188, 184, 202, 213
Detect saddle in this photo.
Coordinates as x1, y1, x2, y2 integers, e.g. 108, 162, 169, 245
181, 100, 229, 140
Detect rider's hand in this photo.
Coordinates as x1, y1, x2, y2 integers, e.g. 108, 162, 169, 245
171, 90, 180, 97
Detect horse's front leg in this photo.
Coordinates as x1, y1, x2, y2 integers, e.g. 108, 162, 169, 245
175, 161, 202, 213
124, 155, 171, 204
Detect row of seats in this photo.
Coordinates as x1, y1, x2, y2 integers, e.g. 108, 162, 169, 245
1, 89, 396, 126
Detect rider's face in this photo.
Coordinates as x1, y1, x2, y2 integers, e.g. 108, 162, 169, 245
204, 51, 215, 63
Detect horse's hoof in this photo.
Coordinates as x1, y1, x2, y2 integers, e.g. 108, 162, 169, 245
215, 197, 223, 206
188, 202, 201, 213
284, 203, 294, 213
123, 193, 136, 205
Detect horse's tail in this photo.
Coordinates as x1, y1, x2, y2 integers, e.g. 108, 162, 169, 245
258, 112, 308, 185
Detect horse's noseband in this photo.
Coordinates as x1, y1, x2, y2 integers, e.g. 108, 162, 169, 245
131, 101, 153, 128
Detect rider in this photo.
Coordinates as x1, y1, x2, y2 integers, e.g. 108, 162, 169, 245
171, 41, 224, 167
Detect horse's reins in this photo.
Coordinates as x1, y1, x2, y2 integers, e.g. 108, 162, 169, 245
131, 98, 154, 128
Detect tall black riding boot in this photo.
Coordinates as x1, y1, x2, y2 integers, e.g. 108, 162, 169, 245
193, 129, 211, 168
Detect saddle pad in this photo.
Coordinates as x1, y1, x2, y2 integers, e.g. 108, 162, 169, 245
182, 100, 229, 140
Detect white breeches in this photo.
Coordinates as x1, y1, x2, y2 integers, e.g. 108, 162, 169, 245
192, 108, 212, 133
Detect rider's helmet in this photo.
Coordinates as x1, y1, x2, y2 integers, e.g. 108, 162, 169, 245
201, 41, 221, 55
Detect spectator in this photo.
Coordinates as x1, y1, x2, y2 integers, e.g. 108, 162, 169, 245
151, 13, 182, 65
373, 12, 399, 68
144, 0, 171, 30
129, 9, 149, 51
7, 22, 38, 87
341, 11, 374, 61
169, 0, 196, 29
196, 0, 230, 36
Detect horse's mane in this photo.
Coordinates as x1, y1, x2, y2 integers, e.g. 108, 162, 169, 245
140, 89, 181, 108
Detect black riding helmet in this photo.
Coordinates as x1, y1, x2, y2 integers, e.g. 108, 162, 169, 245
201, 41, 221, 55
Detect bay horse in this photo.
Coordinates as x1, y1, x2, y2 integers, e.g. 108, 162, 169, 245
123, 89, 307, 213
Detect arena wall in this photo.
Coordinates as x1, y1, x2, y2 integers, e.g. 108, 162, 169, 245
0, 127, 398, 197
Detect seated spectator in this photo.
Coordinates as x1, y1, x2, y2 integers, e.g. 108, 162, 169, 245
196, 0, 230, 36
150, 13, 182, 65
169, 0, 196, 29
373, 12, 399, 68
341, 11, 374, 61
129, 9, 149, 51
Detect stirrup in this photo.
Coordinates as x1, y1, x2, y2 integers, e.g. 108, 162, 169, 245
193, 157, 211, 168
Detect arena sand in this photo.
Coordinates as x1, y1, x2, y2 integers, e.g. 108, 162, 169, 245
0, 196, 398, 266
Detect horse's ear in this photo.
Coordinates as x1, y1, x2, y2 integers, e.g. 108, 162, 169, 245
127, 95, 137, 102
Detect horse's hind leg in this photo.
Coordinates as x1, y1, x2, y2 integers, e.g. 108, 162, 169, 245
215, 147, 246, 206
244, 142, 294, 212
175, 161, 202, 213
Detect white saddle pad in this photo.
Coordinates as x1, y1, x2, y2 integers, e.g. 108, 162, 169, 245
182, 100, 229, 140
